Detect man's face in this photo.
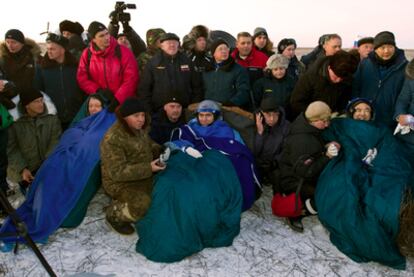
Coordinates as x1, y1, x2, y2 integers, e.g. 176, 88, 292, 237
237, 36, 253, 56
262, 111, 279, 127
282, 45, 296, 59
61, 31, 73, 39
163, 102, 182, 123
161, 40, 179, 56
310, 118, 330, 130
25, 97, 45, 116
125, 112, 146, 130
254, 35, 267, 49
358, 43, 374, 59
117, 36, 131, 49
195, 37, 207, 52
375, 44, 395, 60
92, 29, 110, 50
327, 66, 343, 83
46, 42, 65, 62
352, 102, 372, 121
271, 67, 287, 79
213, 44, 230, 63
323, 38, 342, 56
5, 38, 24, 53
198, 112, 215, 126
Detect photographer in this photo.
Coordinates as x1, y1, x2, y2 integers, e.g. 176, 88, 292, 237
108, 2, 146, 58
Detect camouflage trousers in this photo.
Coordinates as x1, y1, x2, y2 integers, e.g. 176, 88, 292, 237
104, 180, 153, 223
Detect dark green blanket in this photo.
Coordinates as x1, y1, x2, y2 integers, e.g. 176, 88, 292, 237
316, 118, 412, 269
136, 150, 242, 263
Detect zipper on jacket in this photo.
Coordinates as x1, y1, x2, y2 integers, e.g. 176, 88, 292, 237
103, 57, 110, 89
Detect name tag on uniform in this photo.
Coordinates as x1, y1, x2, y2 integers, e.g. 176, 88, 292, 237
180, 65, 190, 71
156, 66, 166, 70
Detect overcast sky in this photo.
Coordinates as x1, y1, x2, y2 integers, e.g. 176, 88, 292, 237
1, 0, 413, 48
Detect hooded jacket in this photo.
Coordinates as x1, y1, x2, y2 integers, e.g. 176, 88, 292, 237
77, 36, 139, 104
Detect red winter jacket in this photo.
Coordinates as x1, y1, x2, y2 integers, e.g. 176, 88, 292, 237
77, 36, 139, 104
231, 47, 268, 69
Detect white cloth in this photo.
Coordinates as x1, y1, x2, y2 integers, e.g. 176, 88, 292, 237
327, 143, 339, 157
185, 147, 203, 158
362, 148, 377, 166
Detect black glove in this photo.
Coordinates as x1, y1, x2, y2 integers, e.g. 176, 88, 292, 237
107, 97, 119, 113
96, 89, 115, 104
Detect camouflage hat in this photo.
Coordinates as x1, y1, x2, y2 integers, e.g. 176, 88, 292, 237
146, 28, 166, 47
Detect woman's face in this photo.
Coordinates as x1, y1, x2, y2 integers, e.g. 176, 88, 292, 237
198, 112, 215, 126
271, 67, 287, 79
352, 102, 372, 121
282, 45, 296, 59
125, 112, 146, 130
375, 44, 395, 60
88, 98, 103, 115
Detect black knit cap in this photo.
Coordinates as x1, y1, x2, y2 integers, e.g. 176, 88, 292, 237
163, 91, 184, 106
373, 31, 395, 49
357, 37, 374, 47
59, 20, 84, 36
210, 38, 229, 55
329, 50, 359, 79
87, 21, 107, 39
119, 97, 147, 117
159, 32, 180, 43
260, 96, 279, 112
5, 29, 25, 44
46, 33, 69, 49
277, 38, 297, 54
20, 88, 43, 107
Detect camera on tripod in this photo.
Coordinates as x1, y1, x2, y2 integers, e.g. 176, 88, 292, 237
113, 1, 136, 23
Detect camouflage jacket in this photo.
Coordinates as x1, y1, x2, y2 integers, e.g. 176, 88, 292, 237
100, 121, 161, 195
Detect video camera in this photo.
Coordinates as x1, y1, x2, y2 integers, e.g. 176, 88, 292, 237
113, 1, 136, 23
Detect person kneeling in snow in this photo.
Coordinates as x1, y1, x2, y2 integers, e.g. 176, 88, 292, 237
100, 98, 164, 235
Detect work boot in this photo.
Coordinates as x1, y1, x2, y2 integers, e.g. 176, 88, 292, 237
285, 216, 304, 233
105, 215, 135, 236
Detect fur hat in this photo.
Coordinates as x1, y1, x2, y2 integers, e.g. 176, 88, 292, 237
188, 25, 209, 39
260, 96, 279, 112
119, 97, 147, 117
20, 88, 43, 107
266, 54, 289, 70
159, 33, 180, 43
87, 21, 107, 39
305, 101, 331, 122
406, 59, 414, 80
374, 31, 395, 49
46, 33, 69, 49
210, 38, 229, 55
5, 29, 25, 44
329, 50, 359, 79
253, 27, 267, 39
277, 38, 297, 54
146, 28, 166, 47
59, 20, 84, 36
357, 37, 374, 47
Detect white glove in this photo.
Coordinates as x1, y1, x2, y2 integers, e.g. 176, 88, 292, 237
159, 147, 171, 165
394, 123, 413, 136
362, 148, 377, 166
185, 147, 203, 158
327, 143, 339, 157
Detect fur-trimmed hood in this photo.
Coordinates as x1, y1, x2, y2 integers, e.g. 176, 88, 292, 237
406, 58, 414, 80
182, 25, 211, 52
0, 38, 41, 60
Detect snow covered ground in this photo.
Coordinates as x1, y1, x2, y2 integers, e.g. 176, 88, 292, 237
1, 186, 413, 277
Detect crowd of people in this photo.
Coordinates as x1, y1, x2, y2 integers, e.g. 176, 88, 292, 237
0, 14, 414, 269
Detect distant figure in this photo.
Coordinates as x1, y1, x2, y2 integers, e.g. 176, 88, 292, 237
252, 27, 274, 57
301, 34, 342, 70
182, 25, 212, 73
59, 20, 87, 60
277, 38, 305, 82
137, 28, 166, 74
356, 37, 374, 60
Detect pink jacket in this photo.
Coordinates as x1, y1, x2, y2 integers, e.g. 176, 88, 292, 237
77, 36, 139, 104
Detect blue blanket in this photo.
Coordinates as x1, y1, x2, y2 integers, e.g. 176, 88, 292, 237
136, 150, 242, 263
316, 118, 412, 269
0, 109, 115, 243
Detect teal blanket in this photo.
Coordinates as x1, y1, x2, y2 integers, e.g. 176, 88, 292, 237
136, 150, 243, 263
316, 118, 412, 269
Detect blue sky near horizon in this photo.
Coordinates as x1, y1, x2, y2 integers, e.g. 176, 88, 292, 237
1, 0, 413, 48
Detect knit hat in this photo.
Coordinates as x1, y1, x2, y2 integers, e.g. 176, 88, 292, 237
357, 37, 374, 47
305, 101, 331, 122
260, 96, 279, 112
266, 54, 289, 70
329, 50, 359, 79
253, 27, 267, 39
196, 100, 220, 115
159, 32, 180, 43
163, 91, 184, 106
20, 88, 43, 107
87, 21, 107, 39
119, 97, 147, 117
277, 38, 297, 54
210, 38, 229, 55
146, 28, 166, 47
373, 31, 395, 49
59, 20, 84, 36
5, 29, 25, 44
46, 33, 69, 49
